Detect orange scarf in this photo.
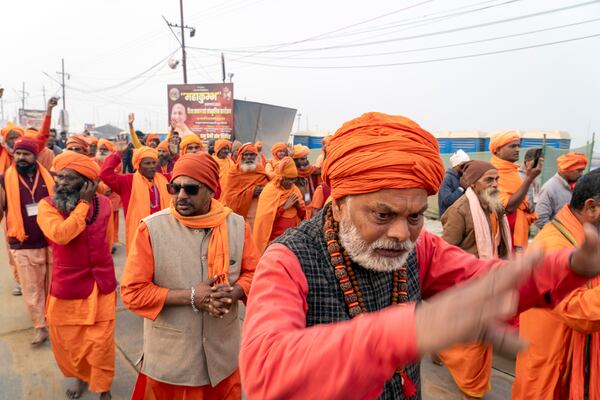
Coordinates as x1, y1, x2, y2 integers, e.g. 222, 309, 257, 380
0, 147, 14, 173
220, 165, 269, 217
297, 165, 316, 178
212, 154, 234, 180
252, 180, 303, 254
171, 199, 233, 284
491, 155, 537, 249
5, 163, 55, 242
125, 171, 170, 252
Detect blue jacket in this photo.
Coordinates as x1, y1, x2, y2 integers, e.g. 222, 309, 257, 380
438, 169, 464, 217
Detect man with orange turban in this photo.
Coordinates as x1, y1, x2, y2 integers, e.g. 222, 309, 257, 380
252, 157, 305, 254
265, 142, 288, 180
220, 143, 269, 229
144, 134, 161, 148
514, 172, 600, 400
535, 152, 588, 229
255, 140, 266, 167
292, 144, 321, 212
213, 139, 234, 179
86, 135, 99, 157
489, 131, 540, 251
100, 144, 170, 253
121, 152, 258, 400
156, 140, 175, 174
180, 134, 204, 155
0, 137, 55, 345
37, 151, 116, 400
239, 112, 600, 399
96, 138, 122, 248
66, 134, 90, 155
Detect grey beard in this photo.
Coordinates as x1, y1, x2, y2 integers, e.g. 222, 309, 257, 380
479, 189, 504, 215
53, 191, 80, 214
240, 162, 257, 173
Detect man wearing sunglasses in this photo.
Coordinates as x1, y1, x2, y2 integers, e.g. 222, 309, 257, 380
121, 152, 258, 400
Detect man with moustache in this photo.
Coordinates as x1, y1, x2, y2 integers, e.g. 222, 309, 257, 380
292, 144, 320, 206
37, 152, 117, 400
0, 137, 55, 345
265, 142, 288, 180
156, 141, 175, 174
239, 112, 600, 399
212, 139, 234, 180
438, 160, 512, 399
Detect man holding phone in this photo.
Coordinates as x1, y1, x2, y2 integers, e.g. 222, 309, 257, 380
490, 131, 541, 251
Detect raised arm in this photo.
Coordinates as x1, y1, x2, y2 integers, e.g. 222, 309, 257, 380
36, 97, 59, 148
37, 199, 90, 245
128, 113, 143, 149
99, 150, 129, 195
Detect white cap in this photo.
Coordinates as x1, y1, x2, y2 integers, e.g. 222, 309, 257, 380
450, 149, 470, 167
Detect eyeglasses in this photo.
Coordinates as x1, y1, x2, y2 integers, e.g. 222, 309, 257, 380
167, 183, 201, 196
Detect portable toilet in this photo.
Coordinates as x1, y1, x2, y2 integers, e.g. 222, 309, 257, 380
521, 130, 571, 149
447, 131, 487, 153
292, 130, 310, 146
307, 130, 329, 149
433, 131, 452, 154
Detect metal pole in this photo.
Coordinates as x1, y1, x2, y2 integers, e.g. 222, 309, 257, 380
42, 86, 46, 106
61, 59, 66, 110
179, 0, 188, 84
21, 82, 25, 110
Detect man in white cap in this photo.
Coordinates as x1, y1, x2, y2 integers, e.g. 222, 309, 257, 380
438, 149, 470, 216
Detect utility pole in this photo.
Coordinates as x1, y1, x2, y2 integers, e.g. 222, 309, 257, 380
296, 113, 302, 132
42, 86, 46, 106
56, 58, 69, 111
18, 82, 29, 111
164, 1, 195, 84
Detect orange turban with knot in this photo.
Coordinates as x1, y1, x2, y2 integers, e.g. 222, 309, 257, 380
292, 144, 310, 159
276, 156, 298, 179
1, 122, 24, 141
145, 134, 160, 146
86, 136, 99, 145
557, 152, 588, 172
180, 134, 204, 155
66, 134, 90, 153
214, 139, 231, 154
236, 143, 258, 164
271, 142, 288, 159
172, 152, 220, 192
132, 146, 158, 170
52, 151, 100, 180
255, 140, 263, 148
98, 138, 115, 152
322, 112, 445, 199
489, 130, 520, 153
157, 140, 169, 151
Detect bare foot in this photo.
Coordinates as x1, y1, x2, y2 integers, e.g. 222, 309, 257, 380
66, 379, 85, 399
31, 327, 49, 346
99, 391, 112, 400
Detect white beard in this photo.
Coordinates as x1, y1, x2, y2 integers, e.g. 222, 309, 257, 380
338, 213, 415, 272
240, 161, 257, 173
479, 188, 504, 215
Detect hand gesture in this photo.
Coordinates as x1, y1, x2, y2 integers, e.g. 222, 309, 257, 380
193, 276, 220, 313
128, 113, 135, 126
526, 158, 543, 179
79, 180, 99, 202
47, 96, 59, 113
570, 224, 600, 278
115, 140, 129, 154
283, 193, 298, 210
206, 284, 244, 318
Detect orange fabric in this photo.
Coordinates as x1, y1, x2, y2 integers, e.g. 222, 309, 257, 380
37, 147, 54, 170
557, 152, 588, 172
132, 146, 158, 170
66, 134, 90, 153
307, 184, 326, 219
235, 143, 258, 164
98, 139, 115, 153
270, 142, 287, 159
132, 369, 241, 400
215, 139, 231, 154
86, 136, 99, 145
0, 148, 14, 174
292, 144, 310, 159
297, 164, 316, 178
156, 140, 169, 151
172, 152, 219, 192
322, 112, 444, 199
53, 151, 100, 180
213, 154, 234, 180
489, 130, 520, 153
1, 122, 25, 141
439, 343, 492, 397
5, 163, 55, 242
145, 134, 160, 146
255, 140, 263, 148
491, 155, 537, 249
180, 134, 203, 155
220, 161, 269, 218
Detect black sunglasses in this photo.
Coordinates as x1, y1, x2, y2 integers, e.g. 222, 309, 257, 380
167, 183, 201, 196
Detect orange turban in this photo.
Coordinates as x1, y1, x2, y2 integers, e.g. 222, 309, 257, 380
236, 143, 258, 164
180, 134, 204, 155
489, 130, 520, 153
214, 139, 231, 154
271, 142, 288, 159
322, 112, 445, 199
276, 157, 298, 179
98, 138, 115, 152
172, 152, 219, 192
557, 152, 588, 172
66, 134, 90, 153
86, 136, 99, 145
24, 129, 39, 138
132, 146, 158, 170
157, 140, 169, 151
1, 122, 24, 141
255, 140, 263, 148
145, 134, 160, 146
292, 144, 310, 159
52, 151, 100, 180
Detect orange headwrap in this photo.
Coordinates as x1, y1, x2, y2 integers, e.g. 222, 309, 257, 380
24, 129, 39, 138
255, 140, 264, 149
145, 134, 160, 146
489, 130, 520, 154
1, 122, 24, 141
214, 139, 231, 154
157, 140, 169, 151
322, 112, 444, 199
52, 151, 100, 180
132, 146, 158, 170
98, 138, 115, 153
292, 144, 310, 159
86, 136, 99, 145
172, 152, 220, 192
66, 134, 90, 153
557, 152, 588, 172
271, 142, 288, 160
180, 134, 204, 155
236, 143, 258, 164
276, 156, 298, 179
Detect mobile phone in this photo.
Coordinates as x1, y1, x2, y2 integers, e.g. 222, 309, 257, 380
531, 148, 543, 169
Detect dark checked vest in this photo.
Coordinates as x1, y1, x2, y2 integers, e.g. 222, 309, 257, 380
273, 204, 422, 400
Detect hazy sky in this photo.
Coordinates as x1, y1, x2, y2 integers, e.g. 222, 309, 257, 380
2, 0, 599, 145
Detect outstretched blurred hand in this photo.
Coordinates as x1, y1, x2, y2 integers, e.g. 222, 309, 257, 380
570, 224, 600, 277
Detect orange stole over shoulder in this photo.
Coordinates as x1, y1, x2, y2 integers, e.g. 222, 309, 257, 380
213, 154, 234, 180
220, 165, 269, 218
124, 172, 170, 253
490, 155, 537, 249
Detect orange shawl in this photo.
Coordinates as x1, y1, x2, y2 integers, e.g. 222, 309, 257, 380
125, 171, 170, 252
212, 154, 234, 180
220, 165, 269, 218
171, 199, 233, 284
490, 155, 537, 249
5, 163, 55, 242
0, 147, 14, 173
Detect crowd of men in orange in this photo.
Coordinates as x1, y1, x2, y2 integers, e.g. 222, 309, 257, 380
1, 97, 600, 400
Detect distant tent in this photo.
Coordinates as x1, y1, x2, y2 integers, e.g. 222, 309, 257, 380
94, 124, 124, 139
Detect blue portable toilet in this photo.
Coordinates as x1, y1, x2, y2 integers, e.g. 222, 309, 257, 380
307, 131, 329, 149
292, 131, 310, 146
520, 130, 571, 149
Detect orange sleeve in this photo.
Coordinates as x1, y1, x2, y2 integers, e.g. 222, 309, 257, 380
120, 222, 169, 320
554, 282, 600, 333
37, 199, 90, 245
236, 223, 258, 297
